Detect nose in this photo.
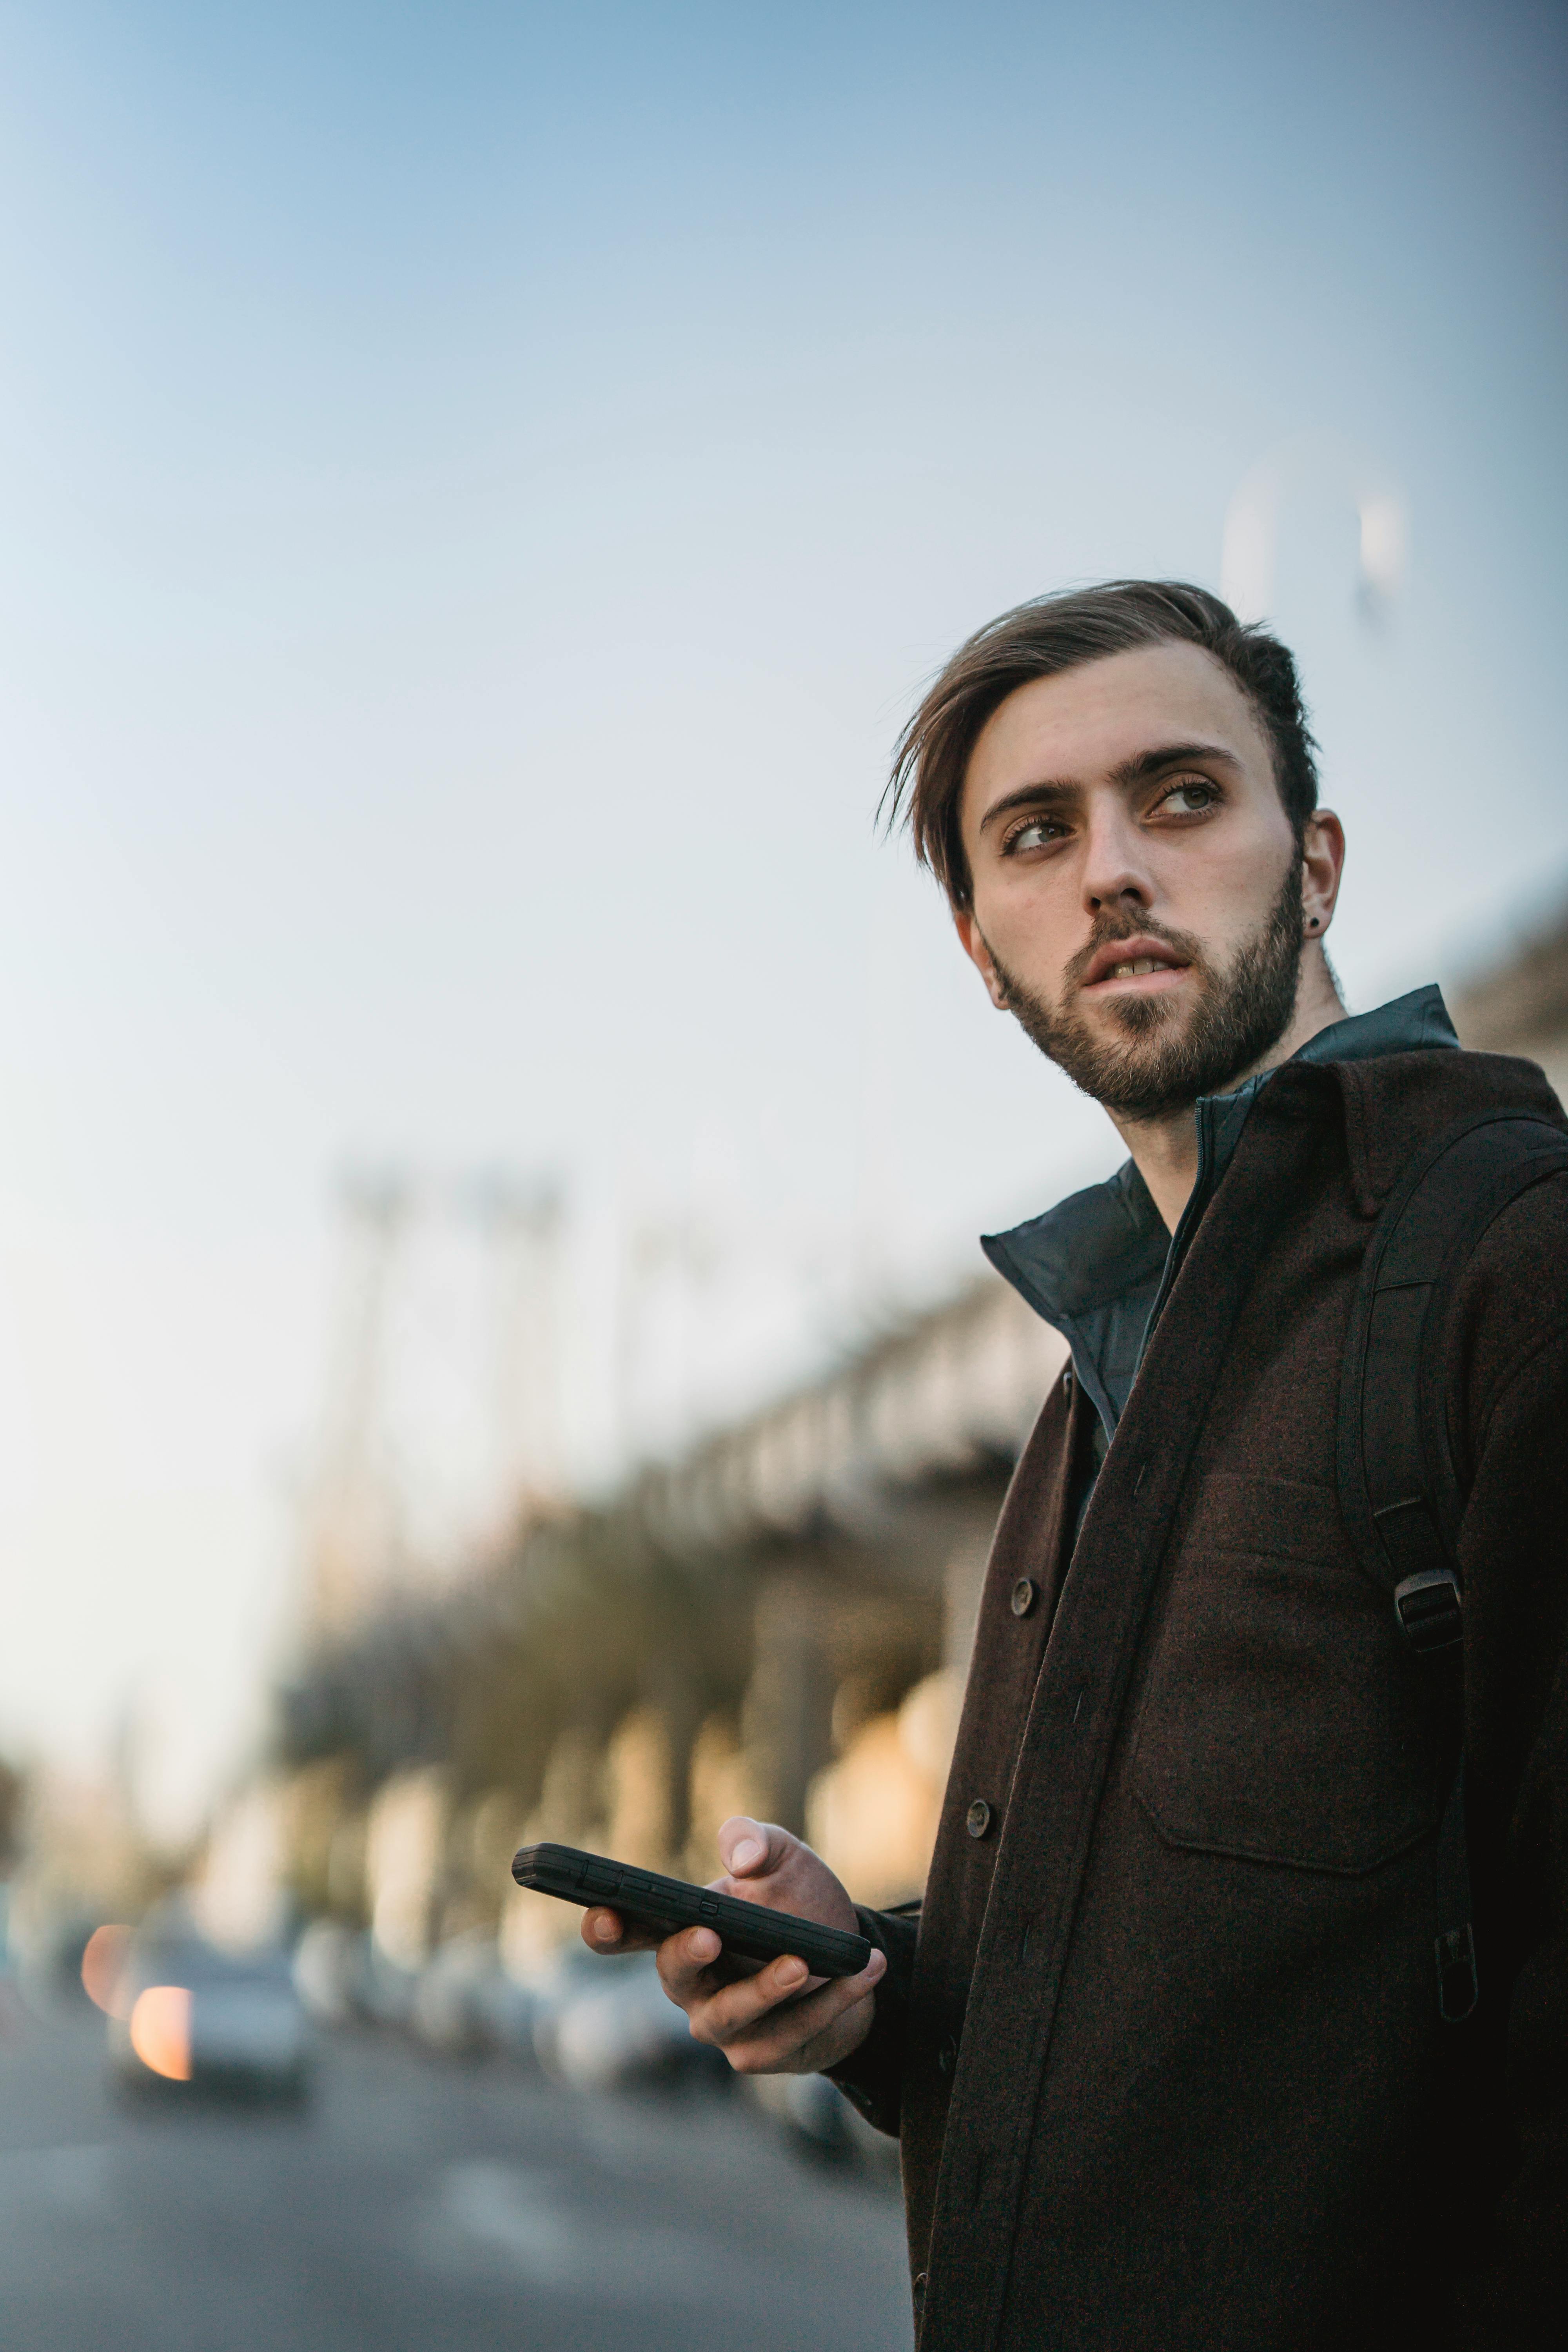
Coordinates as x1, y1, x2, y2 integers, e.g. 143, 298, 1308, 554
1079, 793, 1154, 916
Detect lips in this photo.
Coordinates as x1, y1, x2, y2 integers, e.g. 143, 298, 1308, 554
1081, 935, 1192, 991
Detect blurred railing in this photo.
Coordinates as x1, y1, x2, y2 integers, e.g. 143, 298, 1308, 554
635, 1276, 1063, 1553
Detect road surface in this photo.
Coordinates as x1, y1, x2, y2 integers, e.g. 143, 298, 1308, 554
0, 2000, 913, 2352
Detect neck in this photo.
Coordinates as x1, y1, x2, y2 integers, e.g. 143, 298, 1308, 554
1107, 950, 1347, 1233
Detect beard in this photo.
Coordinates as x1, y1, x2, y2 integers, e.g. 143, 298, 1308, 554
989, 854, 1306, 1121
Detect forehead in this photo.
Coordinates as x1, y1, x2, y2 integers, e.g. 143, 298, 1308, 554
963, 641, 1273, 818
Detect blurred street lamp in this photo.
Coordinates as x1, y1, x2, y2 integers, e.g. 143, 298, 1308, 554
1221, 435, 1408, 629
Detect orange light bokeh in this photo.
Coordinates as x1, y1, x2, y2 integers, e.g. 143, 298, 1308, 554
129, 1984, 193, 2081
80, 1924, 134, 2016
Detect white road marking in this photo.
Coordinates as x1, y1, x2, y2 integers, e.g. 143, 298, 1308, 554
434, 2159, 737, 2300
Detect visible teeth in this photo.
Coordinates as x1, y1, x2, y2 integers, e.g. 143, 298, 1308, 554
1109, 958, 1161, 978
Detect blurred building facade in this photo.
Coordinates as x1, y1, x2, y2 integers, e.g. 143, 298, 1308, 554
265, 1271, 1063, 1971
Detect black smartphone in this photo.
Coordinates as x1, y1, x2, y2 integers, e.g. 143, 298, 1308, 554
511, 1841, 872, 1979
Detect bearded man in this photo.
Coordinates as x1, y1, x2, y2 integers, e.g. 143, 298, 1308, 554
584, 583, 1568, 2348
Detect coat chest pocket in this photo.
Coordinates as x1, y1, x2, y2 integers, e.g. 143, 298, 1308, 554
1132, 1472, 1441, 1875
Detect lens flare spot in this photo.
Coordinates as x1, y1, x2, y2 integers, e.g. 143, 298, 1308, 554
81, 1924, 134, 2016
129, 1985, 192, 2081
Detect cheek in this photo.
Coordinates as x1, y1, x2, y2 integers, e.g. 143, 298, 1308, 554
1162, 821, 1292, 937
973, 875, 1076, 982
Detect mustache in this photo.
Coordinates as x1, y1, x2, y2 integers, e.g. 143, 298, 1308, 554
1063, 913, 1210, 992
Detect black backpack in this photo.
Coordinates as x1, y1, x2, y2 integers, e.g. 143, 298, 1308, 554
1336, 1106, 1568, 2023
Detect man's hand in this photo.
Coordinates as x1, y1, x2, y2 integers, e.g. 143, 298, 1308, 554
579, 1815, 885, 2075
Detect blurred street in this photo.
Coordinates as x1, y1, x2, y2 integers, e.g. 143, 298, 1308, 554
0, 2006, 912, 2352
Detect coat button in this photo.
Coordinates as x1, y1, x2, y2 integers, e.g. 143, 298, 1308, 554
936, 2034, 958, 2074
966, 1798, 993, 1839
913, 2271, 928, 2301
1011, 1576, 1036, 1617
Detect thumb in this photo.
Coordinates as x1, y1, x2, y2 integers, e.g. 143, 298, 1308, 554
718, 1816, 791, 1878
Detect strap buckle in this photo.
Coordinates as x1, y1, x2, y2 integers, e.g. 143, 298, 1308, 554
1435, 1923, 1478, 2025
1393, 1567, 1463, 1655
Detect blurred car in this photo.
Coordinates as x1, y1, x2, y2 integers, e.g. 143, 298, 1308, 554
291, 1918, 369, 2028
744, 2068, 903, 2178
292, 1916, 544, 2059
289, 1917, 418, 2032
412, 1928, 501, 2055
22, 1908, 109, 2013
412, 1928, 543, 2059
105, 1924, 314, 2102
531, 1944, 727, 2092
469, 1955, 545, 2060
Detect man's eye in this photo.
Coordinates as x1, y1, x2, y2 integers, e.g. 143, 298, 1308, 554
1002, 816, 1065, 854
1156, 779, 1217, 816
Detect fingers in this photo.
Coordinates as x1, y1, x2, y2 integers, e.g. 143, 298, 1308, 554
717, 1815, 790, 1879
655, 1922, 728, 2000
658, 1924, 805, 2016
658, 1925, 885, 2048
683, 1948, 820, 2037
580, 1824, 869, 2080
710, 1819, 859, 1937
697, 1951, 887, 2075
579, 1906, 662, 1955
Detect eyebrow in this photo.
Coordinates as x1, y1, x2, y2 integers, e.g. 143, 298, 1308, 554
976, 739, 1243, 835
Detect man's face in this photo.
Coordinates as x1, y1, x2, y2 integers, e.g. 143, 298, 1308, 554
955, 642, 1327, 1120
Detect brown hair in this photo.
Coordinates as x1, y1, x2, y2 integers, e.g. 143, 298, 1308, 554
884, 579, 1319, 909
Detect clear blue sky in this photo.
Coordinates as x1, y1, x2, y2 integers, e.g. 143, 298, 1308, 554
0, 0, 1564, 1821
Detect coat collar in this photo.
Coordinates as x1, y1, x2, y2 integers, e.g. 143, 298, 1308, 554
981, 985, 1459, 1438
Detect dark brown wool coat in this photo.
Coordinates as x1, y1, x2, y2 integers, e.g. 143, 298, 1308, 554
835, 1045, 1568, 2349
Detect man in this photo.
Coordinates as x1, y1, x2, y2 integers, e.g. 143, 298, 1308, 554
584, 582, 1568, 2346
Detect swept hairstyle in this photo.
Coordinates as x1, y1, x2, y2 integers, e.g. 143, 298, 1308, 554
885, 580, 1320, 908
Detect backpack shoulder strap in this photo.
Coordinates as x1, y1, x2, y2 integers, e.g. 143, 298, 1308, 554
1337, 1106, 1568, 1646
1337, 1105, 1568, 2024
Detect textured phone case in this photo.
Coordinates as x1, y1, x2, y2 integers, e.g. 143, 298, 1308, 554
511, 1842, 872, 1978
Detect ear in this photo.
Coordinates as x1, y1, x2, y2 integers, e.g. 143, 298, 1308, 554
954, 907, 1011, 1010
1300, 809, 1345, 938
